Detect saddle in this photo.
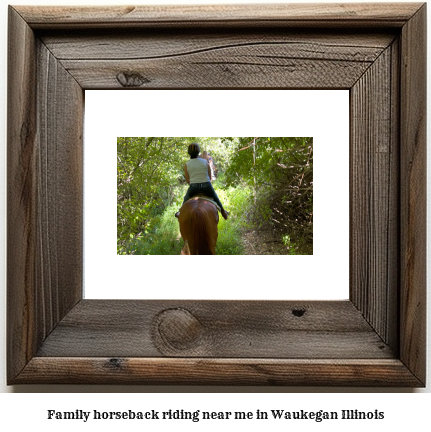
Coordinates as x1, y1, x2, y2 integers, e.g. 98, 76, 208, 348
175, 195, 221, 218
188, 195, 221, 212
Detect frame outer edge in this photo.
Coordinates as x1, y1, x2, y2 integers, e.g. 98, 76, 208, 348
6, 3, 427, 387
11, 3, 425, 28
7, 6, 38, 383
399, 3, 427, 384
12, 357, 423, 387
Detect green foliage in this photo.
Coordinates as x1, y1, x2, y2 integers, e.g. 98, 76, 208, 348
118, 204, 182, 255
214, 184, 252, 255
117, 137, 313, 255
117, 137, 203, 250
224, 137, 313, 255
282, 234, 298, 255
216, 221, 244, 255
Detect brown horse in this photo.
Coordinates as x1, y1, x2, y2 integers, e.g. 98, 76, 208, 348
178, 197, 219, 255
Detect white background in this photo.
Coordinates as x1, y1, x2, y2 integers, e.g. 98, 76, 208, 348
0, 0, 429, 423
84, 90, 349, 300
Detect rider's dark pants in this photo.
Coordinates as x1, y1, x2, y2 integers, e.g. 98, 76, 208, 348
183, 182, 225, 212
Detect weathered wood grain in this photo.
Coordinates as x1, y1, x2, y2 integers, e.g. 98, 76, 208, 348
387, 38, 401, 352
399, 3, 427, 385
35, 40, 84, 336
36, 300, 394, 359
350, 44, 399, 348
15, 358, 423, 386
40, 31, 395, 60
40, 30, 395, 89
59, 45, 386, 89
60, 57, 371, 89
7, 6, 38, 382
16, 3, 423, 29
7, 6, 83, 383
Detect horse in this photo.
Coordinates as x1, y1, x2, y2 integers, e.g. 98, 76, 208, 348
178, 197, 219, 255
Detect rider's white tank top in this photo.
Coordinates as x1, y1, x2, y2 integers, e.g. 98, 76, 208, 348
186, 158, 210, 183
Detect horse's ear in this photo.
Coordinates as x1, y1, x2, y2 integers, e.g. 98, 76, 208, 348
181, 241, 190, 255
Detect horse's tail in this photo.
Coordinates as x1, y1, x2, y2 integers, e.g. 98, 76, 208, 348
190, 206, 213, 255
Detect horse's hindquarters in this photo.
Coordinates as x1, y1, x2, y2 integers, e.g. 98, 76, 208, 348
178, 199, 218, 255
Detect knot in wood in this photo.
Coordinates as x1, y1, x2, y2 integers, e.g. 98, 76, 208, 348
155, 308, 203, 351
108, 358, 123, 369
292, 308, 306, 317
116, 71, 150, 87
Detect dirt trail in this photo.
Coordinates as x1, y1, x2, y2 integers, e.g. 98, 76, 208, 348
241, 229, 290, 255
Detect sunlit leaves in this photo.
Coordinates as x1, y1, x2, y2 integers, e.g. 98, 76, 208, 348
117, 136, 313, 255
117, 137, 232, 252
224, 137, 313, 254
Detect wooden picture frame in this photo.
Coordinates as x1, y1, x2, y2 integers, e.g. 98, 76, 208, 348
7, 3, 426, 386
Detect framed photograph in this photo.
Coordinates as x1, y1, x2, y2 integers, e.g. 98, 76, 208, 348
7, 3, 426, 386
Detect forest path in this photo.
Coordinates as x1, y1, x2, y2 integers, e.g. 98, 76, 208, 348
241, 228, 288, 255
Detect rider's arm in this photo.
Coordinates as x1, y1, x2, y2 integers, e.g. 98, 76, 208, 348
207, 163, 212, 182
184, 164, 190, 184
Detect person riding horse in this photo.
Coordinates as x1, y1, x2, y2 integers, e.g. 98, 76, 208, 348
175, 143, 228, 220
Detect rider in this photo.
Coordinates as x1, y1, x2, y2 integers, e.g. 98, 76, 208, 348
175, 143, 228, 220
